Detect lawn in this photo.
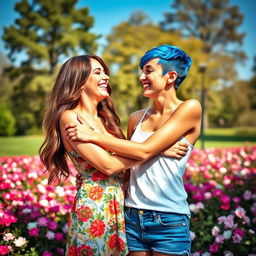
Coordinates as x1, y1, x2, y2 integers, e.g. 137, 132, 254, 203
0, 127, 256, 156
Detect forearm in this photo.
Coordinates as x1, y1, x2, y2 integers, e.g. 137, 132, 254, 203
91, 133, 157, 160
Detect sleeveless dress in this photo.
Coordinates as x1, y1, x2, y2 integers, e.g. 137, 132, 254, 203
65, 151, 128, 256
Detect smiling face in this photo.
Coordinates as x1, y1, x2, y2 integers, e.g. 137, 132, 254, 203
82, 58, 110, 101
139, 58, 169, 98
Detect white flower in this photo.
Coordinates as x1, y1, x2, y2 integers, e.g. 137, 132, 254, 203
224, 251, 234, 256
46, 231, 55, 240
223, 230, 232, 240
22, 208, 32, 214
56, 186, 65, 197
190, 231, 196, 240
27, 222, 38, 230
189, 204, 197, 213
212, 226, 220, 236
13, 237, 27, 247
202, 253, 211, 256
3, 233, 15, 241
62, 223, 68, 233
220, 167, 227, 174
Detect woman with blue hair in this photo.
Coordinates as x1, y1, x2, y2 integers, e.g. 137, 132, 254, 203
66, 45, 202, 255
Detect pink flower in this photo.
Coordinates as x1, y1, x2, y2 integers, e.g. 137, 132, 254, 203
218, 215, 234, 229
0, 245, 8, 255
41, 251, 53, 256
233, 197, 241, 203
243, 190, 252, 200
209, 243, 219, 253
215, 235, 225, 244
232, 233, 243, 243
3, 233, 15, 241
0, 211, 17, 227
56, 248, 64, 255
29, 227, 39, 237
37, 217, 49, 227
48, 221, 58, 230
55, 233, 64, 241
235, 207, 246, 219
234, 228, 245, 237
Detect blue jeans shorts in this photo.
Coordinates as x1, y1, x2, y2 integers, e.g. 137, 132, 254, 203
124, 207, 191, 255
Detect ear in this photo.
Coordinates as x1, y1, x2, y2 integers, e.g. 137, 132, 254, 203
167, 71, 178, 84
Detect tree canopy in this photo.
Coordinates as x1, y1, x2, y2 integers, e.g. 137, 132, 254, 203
2, 0, 98, 134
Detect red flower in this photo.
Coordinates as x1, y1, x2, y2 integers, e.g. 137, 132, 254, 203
90, 219, 105, 237
67, 245, 77, 256
89, 186, 104, 201
77, 244, 93, 256
77, 206, 92, 222
0, 245, 8, 255
71, 200, 77, 213
109, 199, 121, 215
108, 234, 125, 251
91, 171, 108, 181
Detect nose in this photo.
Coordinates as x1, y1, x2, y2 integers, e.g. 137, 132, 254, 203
139, 72, 146, 81
103, 73, 109, 80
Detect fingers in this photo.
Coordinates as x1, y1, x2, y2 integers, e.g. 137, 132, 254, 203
77, 115, 85, 124
75, 173, 83, 191
76, 173, 82, 179
65, 122, 77, 129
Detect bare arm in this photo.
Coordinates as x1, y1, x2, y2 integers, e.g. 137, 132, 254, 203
66, 100, 201, 160
60, 111, 142, 176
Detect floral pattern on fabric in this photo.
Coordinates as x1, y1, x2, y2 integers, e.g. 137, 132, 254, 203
66, 151, 128, 256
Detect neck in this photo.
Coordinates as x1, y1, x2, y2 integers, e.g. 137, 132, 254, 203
151, 90, 181, 114
76, 95, 101, 119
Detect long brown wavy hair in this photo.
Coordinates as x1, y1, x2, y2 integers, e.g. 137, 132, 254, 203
39, 55, 126, 184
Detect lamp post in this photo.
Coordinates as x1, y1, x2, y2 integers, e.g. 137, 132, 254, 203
199, 62, 207, 150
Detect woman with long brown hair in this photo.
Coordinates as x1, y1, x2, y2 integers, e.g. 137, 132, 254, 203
39, 55, 144, 255
39, 54, 188, 255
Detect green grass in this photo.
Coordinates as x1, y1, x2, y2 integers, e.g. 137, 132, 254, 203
0, 127, 256, 156
0, 135, 44, 156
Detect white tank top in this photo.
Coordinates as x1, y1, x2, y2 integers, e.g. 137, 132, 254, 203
125, 109, 193, 215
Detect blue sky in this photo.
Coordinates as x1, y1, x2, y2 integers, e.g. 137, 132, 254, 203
0, 0, 255, 80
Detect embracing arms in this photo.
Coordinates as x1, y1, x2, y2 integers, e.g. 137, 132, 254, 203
60, 111, 143, 176
66, 100, 202, 161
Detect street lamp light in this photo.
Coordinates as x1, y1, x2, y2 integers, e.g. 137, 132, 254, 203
199, 62, 207, 150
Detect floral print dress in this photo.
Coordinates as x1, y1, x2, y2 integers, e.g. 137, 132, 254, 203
66, 151, 128, 256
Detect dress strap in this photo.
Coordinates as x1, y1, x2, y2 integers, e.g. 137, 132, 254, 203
138, 108, 150, 124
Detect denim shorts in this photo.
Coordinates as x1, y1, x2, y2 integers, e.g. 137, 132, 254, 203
124, 207, 191, 255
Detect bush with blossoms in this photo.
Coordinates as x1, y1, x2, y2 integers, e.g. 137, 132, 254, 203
185, 145, 256, 256
0, 145, 256, 255
0, 156, 76, 256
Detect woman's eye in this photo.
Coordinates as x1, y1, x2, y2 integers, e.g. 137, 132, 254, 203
145, 70, 153, 74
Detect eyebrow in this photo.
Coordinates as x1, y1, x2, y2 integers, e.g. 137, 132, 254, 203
92, 67, 102, 72
144, 64, 154, 69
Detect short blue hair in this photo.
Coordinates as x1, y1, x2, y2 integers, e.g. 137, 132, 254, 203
140, 44, 192, 90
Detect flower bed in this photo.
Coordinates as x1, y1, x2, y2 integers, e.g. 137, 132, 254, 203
0, 145, 256, 255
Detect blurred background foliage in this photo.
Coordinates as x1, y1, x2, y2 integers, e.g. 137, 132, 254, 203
0, 0, 255, 136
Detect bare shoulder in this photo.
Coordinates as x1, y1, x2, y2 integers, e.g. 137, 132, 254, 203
129, 108, 147, 119
180, 99, 202, 113
127, 109, 147, 138
60, 110, 79, 127
128, 109, 147, 124
173, 99, 202, 121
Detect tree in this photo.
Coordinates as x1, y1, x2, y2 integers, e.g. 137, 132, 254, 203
160, 0, 246, 127
2, 0, 98, 134
103, 11, 206, 127
161, 0, 245, 56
